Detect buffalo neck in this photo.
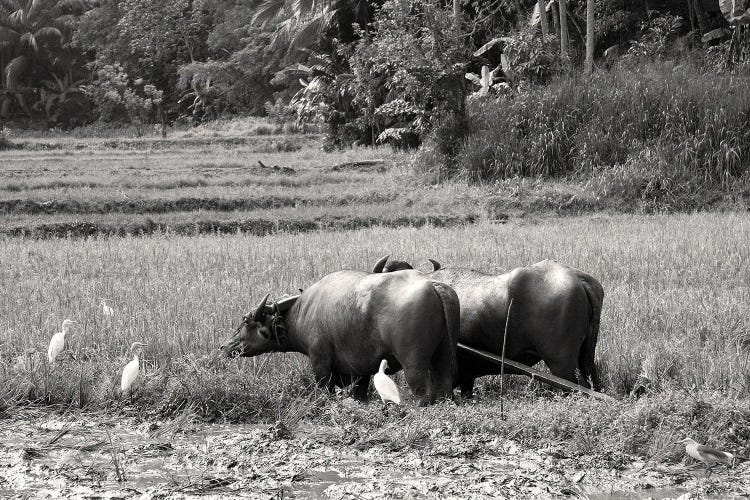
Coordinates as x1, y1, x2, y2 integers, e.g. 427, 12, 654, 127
274, 299, 309, 355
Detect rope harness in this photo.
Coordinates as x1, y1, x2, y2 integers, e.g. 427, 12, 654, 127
269, 302, 287, 347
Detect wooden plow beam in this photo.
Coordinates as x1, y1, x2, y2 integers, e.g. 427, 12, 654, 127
457, 343, 615, 402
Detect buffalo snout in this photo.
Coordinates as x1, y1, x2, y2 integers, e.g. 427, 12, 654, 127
219, 332, 243, 358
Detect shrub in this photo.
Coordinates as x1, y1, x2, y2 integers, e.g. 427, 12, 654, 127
415, 62, 750, 207
501, 29, 565, 85
84, 63, 164, 130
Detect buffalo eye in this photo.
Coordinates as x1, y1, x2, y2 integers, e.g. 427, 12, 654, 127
259, 326, 271, 340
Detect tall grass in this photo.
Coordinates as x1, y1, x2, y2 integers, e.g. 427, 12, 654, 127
417, 62, 750, 209
1, 213, 748, 418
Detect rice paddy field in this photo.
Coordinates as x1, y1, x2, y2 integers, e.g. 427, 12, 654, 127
1, 122, 749, 498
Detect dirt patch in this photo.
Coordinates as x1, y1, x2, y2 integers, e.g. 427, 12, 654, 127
1, 411, 746, 499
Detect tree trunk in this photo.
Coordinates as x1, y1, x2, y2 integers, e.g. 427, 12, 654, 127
551, 1, 560, 40
453, 0, 460, 21
686, 0, 695, 32
514, 0, 524, 28
692, 0, 708, 34
585, 0, 595, 74
538, 0, 550, 36
559, 0, 570, 61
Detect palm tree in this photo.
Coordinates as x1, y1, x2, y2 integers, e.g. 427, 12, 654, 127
0, 0, 90, 90
252, 0, 380, 53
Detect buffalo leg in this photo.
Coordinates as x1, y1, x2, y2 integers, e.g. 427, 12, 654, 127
350, 375, 371, 401
459, 378, 475, 398
311, 359, 337, 392
546, 352, 588, 389
403, 364, 433, 406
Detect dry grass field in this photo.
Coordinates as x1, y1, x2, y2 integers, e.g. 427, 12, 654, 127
1, 122, 749, 497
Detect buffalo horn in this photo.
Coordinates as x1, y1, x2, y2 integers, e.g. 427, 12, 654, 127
428, 258, 442, 271
253, 293, 270, 322
372, 255, 389, 273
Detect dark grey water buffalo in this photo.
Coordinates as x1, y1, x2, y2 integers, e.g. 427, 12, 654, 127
220, 269, 459, 405
373, 257, 603, 396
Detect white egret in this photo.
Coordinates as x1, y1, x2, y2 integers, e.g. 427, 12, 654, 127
680, 438, 735, 477
47, 319, 77, 364
100, 299, 114, 318
373, 359, 401, 405
121, 342, 148, 396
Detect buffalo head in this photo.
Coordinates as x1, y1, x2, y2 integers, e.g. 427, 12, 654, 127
372, 255, 415, 273
221, 294, 280, 357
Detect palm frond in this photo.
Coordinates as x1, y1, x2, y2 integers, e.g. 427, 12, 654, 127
289, 7, 336, 53
27, 0, 42, 22
4, 54, 27, 89
57, 0, 91, 14
291, 0, 315, 18
270, 17, 296, 49
19, 31, 36, 51
8, 8, 25, 27
0, 26, 20, 43
252, 0, 287, 26
34, 26, 62, 41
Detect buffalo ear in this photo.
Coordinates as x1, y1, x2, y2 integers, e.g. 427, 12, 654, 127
372, 255, 389, 273
253, 293, 270, 322
428, 258, 442, 271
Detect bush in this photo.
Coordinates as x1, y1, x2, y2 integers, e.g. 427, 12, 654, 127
415, 62, 750, 206
84, 63, 164, 130
326, 0, 469, 149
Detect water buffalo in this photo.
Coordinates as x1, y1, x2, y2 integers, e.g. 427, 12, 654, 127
373, 257, 604, 396
220, 269, 459, 405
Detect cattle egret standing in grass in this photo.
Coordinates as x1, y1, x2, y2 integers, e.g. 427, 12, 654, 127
680, 438, 735, 477
100, 300, 114, 318
373, 359, 401, 405
121, 342, 147, 396
47, 319, 77, 364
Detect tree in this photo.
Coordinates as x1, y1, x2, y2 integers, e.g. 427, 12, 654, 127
0, 0, 91, 90
537, 0, 549, 36
252, 0, 380, 53
585, 0, 594, 73
74, 0, 214, 115
559, 0, 570, 61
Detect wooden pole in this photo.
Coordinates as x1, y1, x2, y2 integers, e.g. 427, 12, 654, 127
457, 343, 616, 402
585, 0, 595, 74
499, 299, 513, 420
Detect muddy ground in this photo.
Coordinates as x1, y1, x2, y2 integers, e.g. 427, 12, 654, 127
1, 408, 748, 499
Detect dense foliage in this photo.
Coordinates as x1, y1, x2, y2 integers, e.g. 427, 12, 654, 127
0, 0, 740, 151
